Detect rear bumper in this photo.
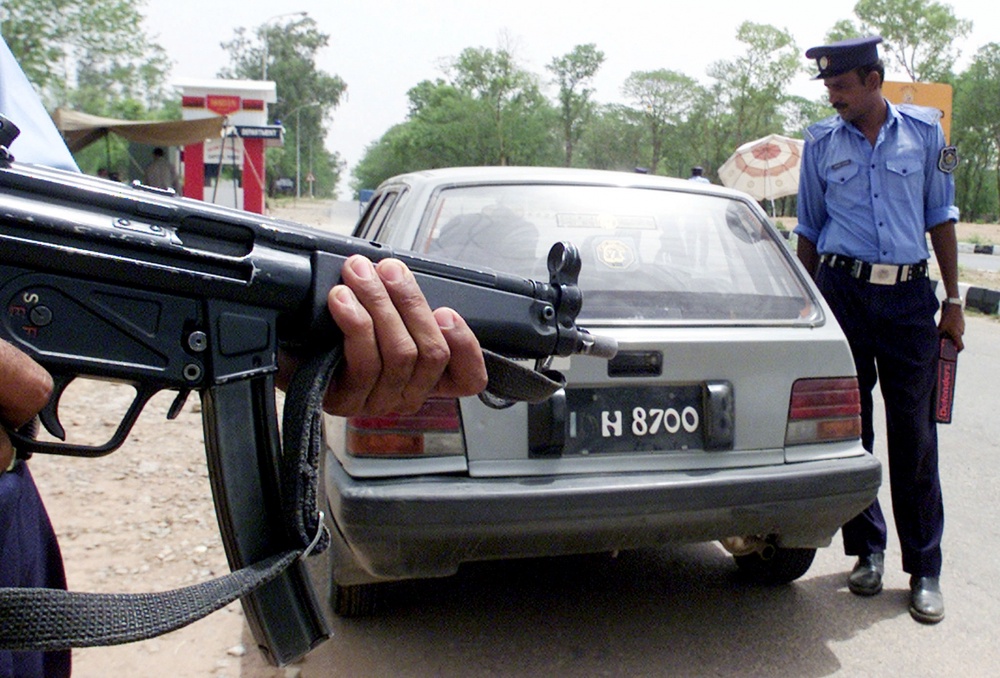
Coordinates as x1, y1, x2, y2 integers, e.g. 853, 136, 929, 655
322, 453, 881, 584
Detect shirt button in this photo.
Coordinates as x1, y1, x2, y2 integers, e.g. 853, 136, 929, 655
874, 194, 879, 198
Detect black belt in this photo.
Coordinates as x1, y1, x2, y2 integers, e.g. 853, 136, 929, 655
820, 254, 928, 285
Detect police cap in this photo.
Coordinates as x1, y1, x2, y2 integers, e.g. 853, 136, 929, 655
805, 36, 882, 79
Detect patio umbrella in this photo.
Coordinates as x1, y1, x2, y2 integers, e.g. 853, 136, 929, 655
718, 133, 804, 216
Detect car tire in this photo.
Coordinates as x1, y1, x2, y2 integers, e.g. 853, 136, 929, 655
733, 545, 816, 585
332, 582, 380, 617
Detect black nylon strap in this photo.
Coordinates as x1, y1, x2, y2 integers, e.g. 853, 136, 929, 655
280, 347, 341, 552
0, 550, 299, 651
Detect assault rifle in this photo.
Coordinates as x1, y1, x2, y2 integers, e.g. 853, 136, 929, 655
0, 115, 615, 664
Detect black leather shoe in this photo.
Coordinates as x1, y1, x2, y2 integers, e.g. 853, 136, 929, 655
909, 576, 945, 624
847, 553, 884, 596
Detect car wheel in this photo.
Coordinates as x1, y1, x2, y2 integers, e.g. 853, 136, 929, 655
733, 545, 816, 585
332, 582, 380, 617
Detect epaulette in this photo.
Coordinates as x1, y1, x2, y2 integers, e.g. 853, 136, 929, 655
804, 115, 840, 143
895, 103, 943, 127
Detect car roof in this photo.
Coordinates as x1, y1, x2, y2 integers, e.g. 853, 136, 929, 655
374, 166, 748, 200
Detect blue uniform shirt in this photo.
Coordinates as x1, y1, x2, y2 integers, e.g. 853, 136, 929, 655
795, 100, 959, 265
0, 37, 78, 171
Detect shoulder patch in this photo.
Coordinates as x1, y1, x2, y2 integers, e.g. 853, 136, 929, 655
938, 146, 959, 173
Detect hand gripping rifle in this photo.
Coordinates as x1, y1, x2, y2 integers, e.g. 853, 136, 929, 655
0, 115, 616, 665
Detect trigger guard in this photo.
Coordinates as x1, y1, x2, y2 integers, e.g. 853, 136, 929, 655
8, 378, 158, 458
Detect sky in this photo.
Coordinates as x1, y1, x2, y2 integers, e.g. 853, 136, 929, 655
143, 0, 998, 194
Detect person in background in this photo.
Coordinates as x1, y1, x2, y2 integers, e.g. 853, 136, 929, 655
794, 36, 963, 625
688, 166, 710, 183
143, 146, 178, 191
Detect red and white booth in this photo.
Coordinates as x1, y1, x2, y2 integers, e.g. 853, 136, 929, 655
176, 79, 281, 214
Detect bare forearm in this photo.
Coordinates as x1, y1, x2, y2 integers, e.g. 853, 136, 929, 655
930, 221, 961, 298
796, 235, 820, 279
930, 220, 965, 351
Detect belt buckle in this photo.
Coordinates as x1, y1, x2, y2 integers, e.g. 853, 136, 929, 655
869, 263, 898, 285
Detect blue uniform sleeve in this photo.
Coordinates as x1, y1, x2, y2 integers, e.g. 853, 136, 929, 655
0, 37, 78, 171
794, 134, 826, 246
922, 123, 959, 230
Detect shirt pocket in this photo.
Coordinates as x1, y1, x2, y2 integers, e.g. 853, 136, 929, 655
824, 160, 866, 209
825, 160, 860, 186
884, 153, 924, 210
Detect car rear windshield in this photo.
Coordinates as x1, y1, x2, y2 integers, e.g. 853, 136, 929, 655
417, 183, 819, 324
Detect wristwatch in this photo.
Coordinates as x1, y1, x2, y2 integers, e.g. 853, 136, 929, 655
943, 297, 963, 306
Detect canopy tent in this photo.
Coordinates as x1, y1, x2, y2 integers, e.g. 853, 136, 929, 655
52, 108, 224, 153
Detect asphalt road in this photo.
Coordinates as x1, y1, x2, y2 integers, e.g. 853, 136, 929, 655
958, 250, 1000, 273
277, 200, 1000, 677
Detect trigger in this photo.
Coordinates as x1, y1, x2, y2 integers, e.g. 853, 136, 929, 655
37, 375, 73, 441
167, 389, 192, 420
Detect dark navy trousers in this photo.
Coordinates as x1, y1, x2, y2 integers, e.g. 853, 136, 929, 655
0, 462, 71, 678
816, 265, 944, 578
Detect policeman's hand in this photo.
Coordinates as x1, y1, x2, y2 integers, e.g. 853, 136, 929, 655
278, 256, 487, 417
939, 303, 965, 352
0, 340, 54, 472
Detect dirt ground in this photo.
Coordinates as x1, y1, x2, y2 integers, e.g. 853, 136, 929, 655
24, 203, 1000, 677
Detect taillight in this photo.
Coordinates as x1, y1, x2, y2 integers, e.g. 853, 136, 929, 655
345, 397, 465, 458
785, 377, 862, 445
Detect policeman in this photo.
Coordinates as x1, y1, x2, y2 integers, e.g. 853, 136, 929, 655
688, 166, 710, 183
794, 35, 964, 624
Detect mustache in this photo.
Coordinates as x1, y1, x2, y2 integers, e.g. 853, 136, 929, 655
832, 102, 848, 110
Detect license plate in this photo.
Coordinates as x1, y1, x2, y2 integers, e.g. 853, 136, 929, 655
563, 385, 705, 455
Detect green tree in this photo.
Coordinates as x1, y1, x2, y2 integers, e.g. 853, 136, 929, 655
446, 44, 554, 166
837, 0, 973, 82
707, 22, 802, 145
220, 16, 347, 197
352, 41, 561, 190
547, 43, 605, 166
952, 43, 1000, 221
621, 69, 700, 174
351, 125, 414, 193
405, 80, 492, 168
576, 104, 647, 172
2, 0, 172, 177
1, 0, 170, 112
678, 84, 731, 181
352, 79, 505, 192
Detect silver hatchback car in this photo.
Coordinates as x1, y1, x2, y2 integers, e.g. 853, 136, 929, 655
319, 166, 880, 615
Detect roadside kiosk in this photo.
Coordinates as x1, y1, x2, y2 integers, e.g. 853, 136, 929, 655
176, 78, 282, 214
